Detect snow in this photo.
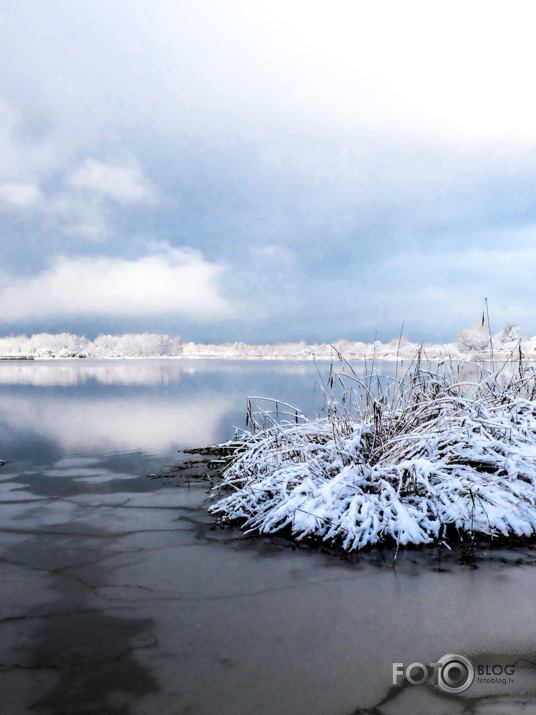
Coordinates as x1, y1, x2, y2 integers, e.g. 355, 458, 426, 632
209, 358, 536, 549
0, 332, 183, 359
0, 329, 534, 360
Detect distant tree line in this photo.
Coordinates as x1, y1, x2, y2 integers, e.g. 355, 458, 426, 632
0, 325, 530, 360
0, 332, 184, 358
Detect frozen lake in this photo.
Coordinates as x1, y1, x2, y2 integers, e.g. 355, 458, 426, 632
1, 358, 536, 714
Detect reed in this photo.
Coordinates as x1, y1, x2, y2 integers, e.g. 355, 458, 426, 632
209, 352, 536, 551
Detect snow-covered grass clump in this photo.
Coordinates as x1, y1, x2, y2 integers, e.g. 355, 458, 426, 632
210, 357, 536, 550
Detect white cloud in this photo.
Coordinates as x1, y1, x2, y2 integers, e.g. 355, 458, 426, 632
0, 246, 232, 322
70, 158, 156, 203
234, 0, 536, 143
0, 181, 41, 207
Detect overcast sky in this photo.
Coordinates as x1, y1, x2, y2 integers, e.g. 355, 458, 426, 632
1, 1, 536, 342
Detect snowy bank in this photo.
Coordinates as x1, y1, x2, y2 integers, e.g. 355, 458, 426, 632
0, 330, 535, 361
210, 357, 536, 550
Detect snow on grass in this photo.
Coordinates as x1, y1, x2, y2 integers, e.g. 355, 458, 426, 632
209, 355, 536, 550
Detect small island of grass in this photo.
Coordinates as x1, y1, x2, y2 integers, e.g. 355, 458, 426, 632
209, 353, 536, 552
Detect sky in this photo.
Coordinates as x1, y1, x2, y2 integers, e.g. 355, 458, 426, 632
2, 1, 536, 343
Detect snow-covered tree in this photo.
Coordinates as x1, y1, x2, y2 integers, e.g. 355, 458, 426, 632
494, 323, 522, 345
456, 327, 490, 352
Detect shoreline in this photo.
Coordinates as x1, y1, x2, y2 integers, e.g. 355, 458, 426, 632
1, 350, 535, 362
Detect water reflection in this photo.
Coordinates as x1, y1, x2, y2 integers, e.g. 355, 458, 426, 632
0, 391, 232, 457
0, 358, 318, 387
0, 359, 187, 386
0, 358, 534, 714
0, 359, 347, 462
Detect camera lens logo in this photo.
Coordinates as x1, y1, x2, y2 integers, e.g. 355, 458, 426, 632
436, 654, 475, 694
393, 653, 475, 693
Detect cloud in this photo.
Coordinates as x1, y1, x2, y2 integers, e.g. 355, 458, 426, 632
0, 181, 41, 207
230, 1, 536, 143
70, 159, 156, 204
2, 3, 536, 342
47, 192, 110, 241
0, 245, 232, 322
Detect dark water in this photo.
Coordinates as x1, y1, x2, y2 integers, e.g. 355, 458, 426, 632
0, 358, 536, 714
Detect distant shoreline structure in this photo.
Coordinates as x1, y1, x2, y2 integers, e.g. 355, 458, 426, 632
0, 330, 534, 361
